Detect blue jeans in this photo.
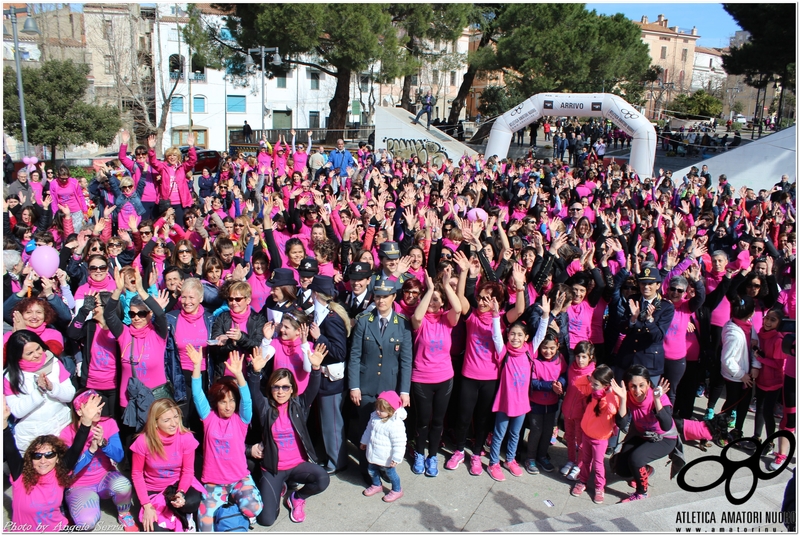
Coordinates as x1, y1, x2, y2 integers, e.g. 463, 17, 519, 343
490, 412, 526, 465
368, 463, 401, 492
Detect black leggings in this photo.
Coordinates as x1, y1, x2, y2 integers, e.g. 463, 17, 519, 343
412, 379, 453, 457
662, 358, 686, 406
256, 462, 330, 527
674, 360, 701, 420
782, 375, 796, 432
149, 487, 202, 532
452, 377, 497, 454
526, 407, 558, 461
614, 437, 676, 495
754, 386, 781, 440
721, 380, 753, 432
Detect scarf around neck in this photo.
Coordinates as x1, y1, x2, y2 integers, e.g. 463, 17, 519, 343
230, 307, 252, 328
180, 304, 205, 326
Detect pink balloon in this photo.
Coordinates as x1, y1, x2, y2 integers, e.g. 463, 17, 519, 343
29, 246, 59, 279
22, 157, 32, 165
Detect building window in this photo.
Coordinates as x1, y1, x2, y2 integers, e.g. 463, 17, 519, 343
104, 55, 113, 74
103, 20, 112, 39
169, 54, 184, 79
172, 129, 206, 148
309, 111, 320, 129
681, 48, 688, 61
193, 96, 206, 113
432, 70, 439, 85
227, 95, 246, 113
168, 29, 182, 42
450, 71, 456, 86
277, 74, 286, 89
660, 46, 668, 59
411, 74, 418, 86
310, 72, 320, 91
172, 96, 184, 113
359, 75, 369, 93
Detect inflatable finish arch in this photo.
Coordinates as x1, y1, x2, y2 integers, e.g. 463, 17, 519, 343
484, 93, 657, 178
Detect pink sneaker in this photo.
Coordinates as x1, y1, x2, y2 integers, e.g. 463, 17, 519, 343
505, 459, 523, 477
383, 490, 403, 502
363, 485, 383, 497
620, 492, 648, 503
469, 454, 483, 476
593, 488, 605, 504
118, 512, 139, 532
487, 463, 505, 481
288, 492, 306, 523
446, 450, 465, 470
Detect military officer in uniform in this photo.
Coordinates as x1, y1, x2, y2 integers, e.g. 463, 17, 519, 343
372, 241, 414, 287
297, 257, 319, 316
614, 267, 675, 386
348, 278, 413, 482
340, 261, 374, 325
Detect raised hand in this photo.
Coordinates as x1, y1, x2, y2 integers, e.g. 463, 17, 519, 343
78, 394, 105, 426
114, 268, 126, 291
262, 321, 276, 340
610, 378, 627, 401
250, 346, 271, 373
309, 343, 328, 369
299, 323, 309, 343
452, 250, 470, 273
147, 135, 157, 149
224, 351, 246, 382
121, 130, 130, 145
540, 294, 551, 318
628, 299, 640, 319
187, 133, 195, 147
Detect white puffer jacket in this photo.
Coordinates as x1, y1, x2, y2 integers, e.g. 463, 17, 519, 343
720, 320, 758, 382
361, 407, 407, 466
4, 354, 75, 453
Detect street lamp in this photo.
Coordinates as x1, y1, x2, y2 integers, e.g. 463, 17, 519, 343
4, 6, 40, 157
245, 46, 282, 132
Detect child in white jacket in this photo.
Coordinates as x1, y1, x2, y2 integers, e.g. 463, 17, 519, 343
720, 295, 758, 442
360, 390, 407, 502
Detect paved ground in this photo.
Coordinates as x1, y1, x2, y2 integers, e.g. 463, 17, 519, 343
4, 401, 795, 532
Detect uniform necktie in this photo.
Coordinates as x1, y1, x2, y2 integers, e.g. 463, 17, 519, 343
380, 317, 387, 336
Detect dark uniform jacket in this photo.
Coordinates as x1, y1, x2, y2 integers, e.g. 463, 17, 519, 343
348, 309, 412, 400
616, 296, 675, 377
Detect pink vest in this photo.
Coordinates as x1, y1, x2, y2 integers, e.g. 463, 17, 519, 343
529, 355, 566, 406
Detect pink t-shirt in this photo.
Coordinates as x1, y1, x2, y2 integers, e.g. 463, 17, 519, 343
273, 404, 306, 471
492, 343, 534, 417
589, 298, 607, 344
663, 300, 694, 360
129, 431, 200, 495
412, 311, 455, 384
60, 418, 119, 487
272, 339, 311, 394
685, 318, 700, 363
529, 355, 566, 406
175, 315, 209, 372
49, 177, 87, 214
462, 312, 501, 381
87, 327, 118, 390
248, 273, 271, 313
562, 361, 596, 420
9, 470, 68, 532
567, 300, 594, 349
117, 329, 168, 407
201, 411, 249, 484
706, 272, 731, 327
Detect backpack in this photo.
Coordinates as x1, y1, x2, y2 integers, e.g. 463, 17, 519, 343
213, 502, 250, 532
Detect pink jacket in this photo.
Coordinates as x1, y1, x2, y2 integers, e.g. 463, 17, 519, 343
148, 147, 197, 208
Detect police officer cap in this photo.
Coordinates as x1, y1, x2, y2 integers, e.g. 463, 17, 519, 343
298, 257, 319, 278
379, 241, 401, 260
373, 278, 399, 296
347, 262, 372, 281
637, 267, 662, 283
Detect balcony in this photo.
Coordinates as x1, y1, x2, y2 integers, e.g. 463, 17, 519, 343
168, 71, 206, 82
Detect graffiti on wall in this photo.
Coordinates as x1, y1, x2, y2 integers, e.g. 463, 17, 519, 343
384, 138, 449, 167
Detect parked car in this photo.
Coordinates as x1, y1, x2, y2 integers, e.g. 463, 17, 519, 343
92, 151, 132, 171
734, 115, 748, 124
179, 147, 222, 174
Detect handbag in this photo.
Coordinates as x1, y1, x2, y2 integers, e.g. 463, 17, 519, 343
323, 362, 345, 382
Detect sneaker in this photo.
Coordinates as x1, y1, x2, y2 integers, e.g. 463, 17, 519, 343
288, 492, 306, 523
696, 384, 705, 398
551, 426, 559, 445
593, 488, 605, 504
505, 459, 523, 477
567, 466, 581, 481
411, 452, 425, 475
627, 465, 654, 488
363, 485, 383, 497
738, 437, 759, 452
118, 513, 139, 532
487, 463, 506, 481
446, 450, 465, 470
769, 453, 787, 471
571, 482, 586, 496
185, 515, 196, 532
775, 403, 784, 419
560, 461, 575, 476
469, 454, 483, 476
728, 410, 737, 428
525, 459, 540, 475
424, 456, 439, 477
704, 407, 715, 420
383, 490, 403, 503
620, 492, 648, 503
749, 399, 757, 413
538, 457, 555, 472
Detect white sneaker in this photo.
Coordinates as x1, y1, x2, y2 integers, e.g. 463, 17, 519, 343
769, 454, 787, 471
566, 466, 581, 481
560, 461, 575, 476
185, 514, 196, 532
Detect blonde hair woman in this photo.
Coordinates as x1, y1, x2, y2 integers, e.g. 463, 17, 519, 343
147, 133, 197, 224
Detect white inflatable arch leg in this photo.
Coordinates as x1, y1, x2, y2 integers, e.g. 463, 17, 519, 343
484, 93, 657, 178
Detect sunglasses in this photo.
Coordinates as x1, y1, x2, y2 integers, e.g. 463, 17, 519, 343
140, 230, 153, 236
46, 171, 54, 175
121, 185, 134, 191
154, 242, 166, 248
108, 242, 123, 248
668, 287, 686, 294
178, 249, 191, 254
367, 204, 376, 208
569, 208, 582, 212
31, 451, 57, 460
234, 224, 245, 228
88, 264, 108, 272
271, 384, 291, 392
748, 283, 762, 289
227, 296, 246, 303
441, 253, 453, 259
186, 214, 196, 219
403, 290, 420, 296
128, 310, 150, 319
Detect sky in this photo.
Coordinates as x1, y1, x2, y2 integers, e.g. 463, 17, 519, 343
586, 3, 743, 49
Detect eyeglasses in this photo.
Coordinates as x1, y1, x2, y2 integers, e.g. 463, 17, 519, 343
440, 253, 453, 259
128, 310, 150, 319
748, 283, 762, 289
227, 296, 246, 303
569, 207, 582, 212
178, 249, 191, 254
668, 287, 686, 294
140, 229, 153, 236
31, 451, 57, 460
271, 384, 292, 392
88, 264, 108, 272
108, 243, 123, 248
403, 290, 420, 296
234, 224, 245, 228
121, 185, 134, 192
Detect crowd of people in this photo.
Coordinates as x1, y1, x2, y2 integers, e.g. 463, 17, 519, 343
2, 123, 796, 531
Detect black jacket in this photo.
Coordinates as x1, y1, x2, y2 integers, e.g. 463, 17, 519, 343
248, 368, 321, 474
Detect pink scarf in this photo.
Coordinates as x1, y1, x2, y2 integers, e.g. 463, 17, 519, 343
25, 322, 47, 337
129, 324, 151, 339
229, 308, 252, 329
732, 317, 752, 343
179, 304, 205, 326
86, 274, 115, 290
19, 350, 53, 372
